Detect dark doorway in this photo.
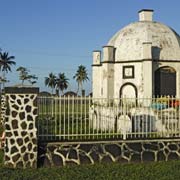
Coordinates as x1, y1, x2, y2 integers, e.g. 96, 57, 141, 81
155, 66, 176, 97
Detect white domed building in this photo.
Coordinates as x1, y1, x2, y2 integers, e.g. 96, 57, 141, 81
92, 9, 180, 99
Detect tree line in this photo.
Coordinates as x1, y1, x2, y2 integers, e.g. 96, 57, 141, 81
0, 50, 89, 95
45, 65, 89, 96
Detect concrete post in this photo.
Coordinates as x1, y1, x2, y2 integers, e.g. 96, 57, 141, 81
102, 46, 114, 62
92, 50, 102, 99
101, 46, 115, 99
93, 50, 101, 65
4, 87, 39, 168
142, 42, 152, 99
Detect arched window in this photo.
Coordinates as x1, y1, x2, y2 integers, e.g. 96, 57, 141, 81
155, 66, 176, 97
119, 82, 138, 105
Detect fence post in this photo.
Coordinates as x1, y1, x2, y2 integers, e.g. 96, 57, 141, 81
123, 97, 127, 140
4, 87, 39, 168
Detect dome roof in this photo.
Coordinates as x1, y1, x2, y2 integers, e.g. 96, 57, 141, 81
107, 21, 180, 61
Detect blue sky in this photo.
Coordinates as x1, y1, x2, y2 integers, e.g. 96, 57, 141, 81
1, 0, 180, 94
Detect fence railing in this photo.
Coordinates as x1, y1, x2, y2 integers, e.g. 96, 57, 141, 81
37, 96, 180, 141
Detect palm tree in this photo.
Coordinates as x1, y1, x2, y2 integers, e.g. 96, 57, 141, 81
56, 73, 69, 96
0, 51, 16, 88
73, 65, 89, 95
0, 51, 16, 75
45, 73, 56, 95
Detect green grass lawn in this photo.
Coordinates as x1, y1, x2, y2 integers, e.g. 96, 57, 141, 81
0, 158, 180, 180
0, 149, 180, 180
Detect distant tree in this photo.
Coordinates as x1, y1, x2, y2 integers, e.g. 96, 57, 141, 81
0, 51, 16, 88
56, 73, 69, 95
45, 72, 56, 94
27, 75, 38, 85
16, 66, 38, 85
0, 77, 8, 93
73, 65, 89, 95
16, 67, 28, 85
28, 77, 38, 85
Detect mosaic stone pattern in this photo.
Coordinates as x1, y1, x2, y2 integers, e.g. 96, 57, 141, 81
0, 95, 6, 125
5, 92, 38, 168
38, 140, 180, 167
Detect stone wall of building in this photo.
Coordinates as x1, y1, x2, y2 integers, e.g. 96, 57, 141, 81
4, 87, 39, 168
38, 139, 180, 167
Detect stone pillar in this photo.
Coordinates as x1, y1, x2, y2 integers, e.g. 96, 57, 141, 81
102, 63, 114, 99
0, 94, 6, 127
142, 42, 152, 98
102, 46, 114, 62
101, 46, 115, 99
93, 50, 101, 65
92, 50, 102, 98
4, 87, 39, 168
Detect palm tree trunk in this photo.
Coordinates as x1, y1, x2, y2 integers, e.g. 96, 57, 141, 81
61, 90, 64, 96
51, 88, 54, 95
80, 82, 83, 96
76, 83, 80, 95
2, 71, 5, 89
55, 88, 59, 96
0, 82, 1, 95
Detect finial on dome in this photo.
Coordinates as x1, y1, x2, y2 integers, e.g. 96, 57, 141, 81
138, 9, 154, 22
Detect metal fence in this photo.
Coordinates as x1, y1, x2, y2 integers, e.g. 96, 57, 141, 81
37, 96, 180, 141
